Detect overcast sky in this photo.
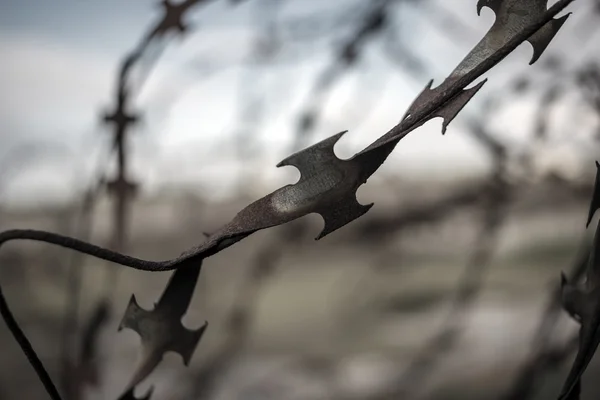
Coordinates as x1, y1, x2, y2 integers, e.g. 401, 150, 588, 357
0, 0, 598, 208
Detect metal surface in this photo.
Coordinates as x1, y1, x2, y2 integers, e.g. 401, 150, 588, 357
119, 263, 207, 391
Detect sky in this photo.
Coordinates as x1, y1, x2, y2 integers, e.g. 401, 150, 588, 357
0, 0, 599, 208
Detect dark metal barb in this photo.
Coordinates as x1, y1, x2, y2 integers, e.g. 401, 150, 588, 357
117, 263, 207, 394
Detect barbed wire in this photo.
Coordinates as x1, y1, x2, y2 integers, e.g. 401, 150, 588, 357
0, 2, 595, 400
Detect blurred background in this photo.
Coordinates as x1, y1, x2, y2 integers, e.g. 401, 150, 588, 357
1, 0, 600, 399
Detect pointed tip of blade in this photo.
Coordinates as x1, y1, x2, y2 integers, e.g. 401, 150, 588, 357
315, 202, 374, 240
528, 13, 571, 66
186, 321, 209, 365
402, 80, 435, 122
276, 130, 349, 168
118, 294, 148, 332
476, 1, 484, 16
437, 79, 487, 135
174, 320, 209, 366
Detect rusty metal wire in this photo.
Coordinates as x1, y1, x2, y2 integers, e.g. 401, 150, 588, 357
0, 1, 584, 400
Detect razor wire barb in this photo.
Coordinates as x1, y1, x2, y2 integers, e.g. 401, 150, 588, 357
0, 1, 589, 400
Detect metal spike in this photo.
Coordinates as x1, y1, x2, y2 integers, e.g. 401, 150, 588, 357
169, 321, 208, 365
402, 80, 434, 122
118, 294, 152, 333
315, 196, 373, 240
277, 131, 348, 177
402, 79, 486, 134
439, 80, 487, 134
453, 0, 571, 79
119, 264, 206, 366
162, 0, 576, 267
527, 13, 570, 65
477, 0, 504, 16
190, 130, 373, 242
